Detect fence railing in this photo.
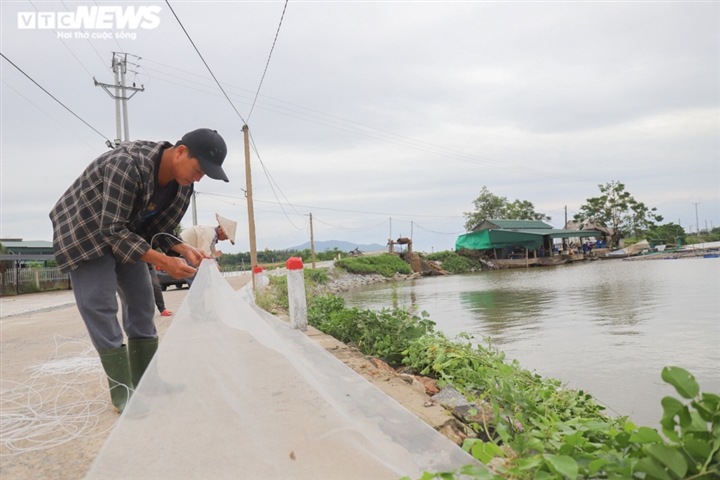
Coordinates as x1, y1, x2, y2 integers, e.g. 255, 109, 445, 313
2, 267, 69, 285
1, 266, 70, 294
1, 265, 248, 295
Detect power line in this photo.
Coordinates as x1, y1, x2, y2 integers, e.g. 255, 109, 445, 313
164, 0, 247, 124
414, 223, 465, 235
2, 80, 101, 152
1, 53, 112, 144
138, 58, 593, 182
312, 217, 388, 232
196, 191, 463, 219
247, 0, 289, 121
59, 0, 109, 71
93, 0, 126, 54
248, 129, 304, 218
28, 0, 95, 79
246, 130, 304, 230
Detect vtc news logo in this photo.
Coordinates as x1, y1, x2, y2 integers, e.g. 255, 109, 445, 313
18, 6, 162, 30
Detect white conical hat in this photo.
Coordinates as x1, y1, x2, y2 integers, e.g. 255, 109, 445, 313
216, 214, 237, 245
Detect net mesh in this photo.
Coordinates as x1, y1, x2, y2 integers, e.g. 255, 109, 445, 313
86, 261, 474, 479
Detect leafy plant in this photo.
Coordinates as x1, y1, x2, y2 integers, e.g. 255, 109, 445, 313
304, 268, 329, 285
438, 253, 482, 274
308, 295, 435, 363
335, 254, 412, 277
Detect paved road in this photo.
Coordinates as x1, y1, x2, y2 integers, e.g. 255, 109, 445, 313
0, 289, 77, 318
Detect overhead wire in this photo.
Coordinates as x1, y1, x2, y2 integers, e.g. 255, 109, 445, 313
312, 217, 388, 232
27, 0, 96, 79
414, 223, 465, 235
247, 0, 289, 121
196, 191, 462, 219
164, 0, 247, 124
59, 0, 109, 71
197, 192, 301, 217
136, 59, 593, 182
248, 129, 304, 218
2, 80, 101, 152
1, 53, 112, 144
93, 0, 126, 54
164, 0, 308, 230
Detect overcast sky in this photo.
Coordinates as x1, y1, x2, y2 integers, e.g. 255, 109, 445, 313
2, 1, 718, 253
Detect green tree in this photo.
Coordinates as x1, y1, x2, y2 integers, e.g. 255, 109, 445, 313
574, 181, 663, 246
646, 222, 685, 246
503, 199, 552, 222
463, 186, 550, 231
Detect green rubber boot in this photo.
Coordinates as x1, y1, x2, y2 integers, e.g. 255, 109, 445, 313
98, 345, 132, 414
127, 337, 158, 388
128, 337, 185, 395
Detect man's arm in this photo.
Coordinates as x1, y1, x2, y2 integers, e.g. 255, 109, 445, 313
99, 156, 152, 264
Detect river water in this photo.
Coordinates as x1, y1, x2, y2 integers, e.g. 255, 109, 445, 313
343, 258, 720, 427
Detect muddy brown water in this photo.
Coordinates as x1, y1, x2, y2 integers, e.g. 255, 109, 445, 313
343, 257, 720, 427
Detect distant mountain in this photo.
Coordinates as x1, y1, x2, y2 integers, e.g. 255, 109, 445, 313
285, 240, 386, 252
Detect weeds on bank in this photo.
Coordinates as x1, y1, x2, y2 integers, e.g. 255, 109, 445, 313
308, 295, 434, 364
254, 268, 329, 314
305, 294, 719, 480
334, 254, 413, 277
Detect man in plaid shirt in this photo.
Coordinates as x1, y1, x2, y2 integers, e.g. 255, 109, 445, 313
50, 128, 229, 414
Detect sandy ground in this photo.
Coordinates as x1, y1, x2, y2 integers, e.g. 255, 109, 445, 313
1, 274, 450, 480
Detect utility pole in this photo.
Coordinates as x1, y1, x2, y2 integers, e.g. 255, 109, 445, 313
564, 205, 568, 228
191, 192, 198, 226
692, 202, 700, 237
309, 213, 316, 269
243, 125, 258, 288
94, 53, 144, 146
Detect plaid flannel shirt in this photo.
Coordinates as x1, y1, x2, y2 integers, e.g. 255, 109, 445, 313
50, 140, 192, 273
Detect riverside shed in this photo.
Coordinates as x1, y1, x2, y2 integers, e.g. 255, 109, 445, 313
456, 219, 603, 267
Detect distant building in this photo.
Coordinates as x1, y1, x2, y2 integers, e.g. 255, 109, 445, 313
0, 239, 54, 255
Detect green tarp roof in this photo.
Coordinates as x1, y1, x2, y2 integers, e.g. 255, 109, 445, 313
456, 230, 543, 251
456, 229, 603, 251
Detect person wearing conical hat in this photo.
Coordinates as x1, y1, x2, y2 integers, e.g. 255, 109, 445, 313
180, 214, 237, 258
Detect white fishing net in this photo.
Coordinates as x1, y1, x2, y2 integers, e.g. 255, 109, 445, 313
86, 261, 475, 479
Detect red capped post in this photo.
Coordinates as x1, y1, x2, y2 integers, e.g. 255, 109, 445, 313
286, 257, 307, 330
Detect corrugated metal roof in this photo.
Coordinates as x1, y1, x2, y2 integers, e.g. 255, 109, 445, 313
511, 229, 603, 238
1, 240, 53, 248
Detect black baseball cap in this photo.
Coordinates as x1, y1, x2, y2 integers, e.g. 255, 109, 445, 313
178, 128, 229, 182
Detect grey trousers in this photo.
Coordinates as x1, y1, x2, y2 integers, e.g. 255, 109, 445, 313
148, 263, 166, 312
69, 253, 157, 351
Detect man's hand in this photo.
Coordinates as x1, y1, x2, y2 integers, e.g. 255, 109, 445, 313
171, 243, 210, 267
163, 256, 197, 279
141, 248, 197, 279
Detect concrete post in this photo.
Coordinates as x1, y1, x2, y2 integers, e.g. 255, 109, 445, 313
252, 266, 263, 290
286, 257, 308, 331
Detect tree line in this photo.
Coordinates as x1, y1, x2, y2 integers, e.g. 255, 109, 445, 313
463, 182, 713, 247
216, 247, 346, 269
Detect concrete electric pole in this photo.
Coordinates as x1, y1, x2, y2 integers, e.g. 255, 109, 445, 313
309, 213, 316, 269
94, 53, 144, 146
692, 202, 701, 236
243, 125, 258, 287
